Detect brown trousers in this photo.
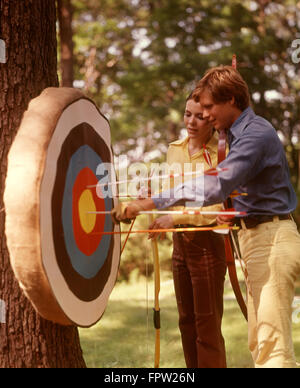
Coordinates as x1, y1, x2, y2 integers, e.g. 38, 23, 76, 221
172, 230, 227, 368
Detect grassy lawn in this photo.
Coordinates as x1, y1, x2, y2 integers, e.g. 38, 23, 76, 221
79, 272, 300, 368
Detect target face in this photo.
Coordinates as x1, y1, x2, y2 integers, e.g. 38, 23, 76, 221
39, 98, 120, 327
4, 89, 120, 327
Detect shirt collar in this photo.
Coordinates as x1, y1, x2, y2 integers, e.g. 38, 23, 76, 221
186, 130, 219, 157
229, 106, 255, 139
171, 130, 218, 155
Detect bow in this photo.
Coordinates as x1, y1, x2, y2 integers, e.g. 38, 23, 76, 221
147, 172, 160, 368
216, 56, 248, 321
148, 211, 161, 368
117, 175, 161, 368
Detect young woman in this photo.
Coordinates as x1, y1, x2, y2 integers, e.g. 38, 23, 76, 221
148, 95, 227, 368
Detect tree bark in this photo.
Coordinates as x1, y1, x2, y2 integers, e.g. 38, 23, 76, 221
0, 0, 86, 368
57, 0, 74, 87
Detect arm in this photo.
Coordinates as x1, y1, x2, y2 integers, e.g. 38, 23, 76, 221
114, 124, 266, 220
153, 126, 266, 209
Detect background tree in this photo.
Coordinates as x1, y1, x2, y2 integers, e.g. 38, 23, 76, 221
70, 0, 299, 175
57, 0, 74, 87
0, 0, 86, 368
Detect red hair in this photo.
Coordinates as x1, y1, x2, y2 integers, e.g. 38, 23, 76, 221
193, 66, 250, 111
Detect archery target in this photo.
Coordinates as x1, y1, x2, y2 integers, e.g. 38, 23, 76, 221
4, 88, 120, 327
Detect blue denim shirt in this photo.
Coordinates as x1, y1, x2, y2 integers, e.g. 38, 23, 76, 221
152, 107, 297, 216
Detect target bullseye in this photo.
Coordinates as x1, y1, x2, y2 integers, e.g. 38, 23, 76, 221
78, 190, 97, 234
78, 190, 96, 234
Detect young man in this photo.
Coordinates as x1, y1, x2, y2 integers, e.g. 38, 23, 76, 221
113, 66, 300, 368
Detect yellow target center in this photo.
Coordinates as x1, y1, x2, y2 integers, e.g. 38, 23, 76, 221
78, 189, 97, 234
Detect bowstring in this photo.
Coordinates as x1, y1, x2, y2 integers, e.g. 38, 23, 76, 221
145, 246, 150, 366
120, 217, 136, 256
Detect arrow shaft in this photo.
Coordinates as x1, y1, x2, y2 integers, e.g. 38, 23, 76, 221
87, 210, 246, 216
115, 191, 247, 199
138, 210, 245, 216
91, 225, 239, 236
86, 168, 228, 189
88, 170, 202, 188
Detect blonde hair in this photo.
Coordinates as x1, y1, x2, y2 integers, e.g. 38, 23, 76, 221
193, 66, 250, 111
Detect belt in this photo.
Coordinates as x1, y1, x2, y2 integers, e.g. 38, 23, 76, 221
236, 214, 291, 229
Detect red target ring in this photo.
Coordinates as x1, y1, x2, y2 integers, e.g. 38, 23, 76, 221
72, 167, 105, 256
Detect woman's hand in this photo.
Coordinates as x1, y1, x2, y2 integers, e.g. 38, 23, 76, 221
216, 214, 234, 226
148, 215, 174, 240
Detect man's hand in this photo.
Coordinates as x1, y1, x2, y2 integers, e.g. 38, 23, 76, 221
111, 198, 156, 224
216, 214, 234, 226
148, 215, 174, 240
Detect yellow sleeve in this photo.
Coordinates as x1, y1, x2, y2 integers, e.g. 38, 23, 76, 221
162, 147, 172, 192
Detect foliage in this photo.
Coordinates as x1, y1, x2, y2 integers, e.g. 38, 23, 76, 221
71, 0, 300, 173
79, 272, 300, 368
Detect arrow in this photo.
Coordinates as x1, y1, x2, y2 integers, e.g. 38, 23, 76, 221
87, 209, 246, 217
90, 225, 240, 236
86, 167, 228, 189
113, 191, 248, 199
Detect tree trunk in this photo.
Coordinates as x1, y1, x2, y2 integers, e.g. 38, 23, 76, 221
57, 0, 74, 87
0, 0, 86, 368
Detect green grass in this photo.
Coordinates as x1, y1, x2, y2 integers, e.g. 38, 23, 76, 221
79, 272, 300, 368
